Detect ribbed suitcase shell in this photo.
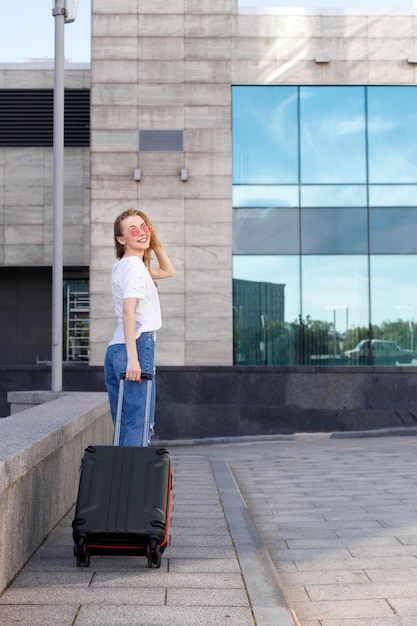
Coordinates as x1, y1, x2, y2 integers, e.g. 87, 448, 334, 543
72, 445, 171, 567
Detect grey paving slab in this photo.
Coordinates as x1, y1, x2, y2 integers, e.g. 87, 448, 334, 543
320, 620, 401, 626
290, 598, 396, 621
0, 605, 80, 626
0, 586, 168, 605
165, 546, 237, 559
168, 558, 241, 573
166, 587, 249, 607
73, 606, 255, 626
91, 572, 244, 589
169, 533, 232, 547
388, 597, 417, 619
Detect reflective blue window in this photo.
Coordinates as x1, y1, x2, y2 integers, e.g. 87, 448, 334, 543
233, 255, 300, 365
302, 256, 369, 363
233, 185, 299, 208
300, 87, 367, 184
301, 209, 367, 254
232, 86, 298, 184
301, 185, 367, 208
370, 256, 417, 357
369, 185, 417, 207
370, 209, 417, 254
368, 87, 417, 184
232, 86, 417, 366
233, 208, 299, 255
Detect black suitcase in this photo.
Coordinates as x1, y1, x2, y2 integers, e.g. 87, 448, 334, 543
72, 372, 172, 568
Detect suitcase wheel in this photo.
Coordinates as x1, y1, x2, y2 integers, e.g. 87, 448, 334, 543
147, 541, 161, 568
75, 542, 90, 568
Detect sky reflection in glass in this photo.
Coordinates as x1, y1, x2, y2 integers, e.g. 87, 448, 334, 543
300, 86, 367, 184
301, 208, 367, 254
368, 87, 417, 184
370, 256, 417, 326
233, 185, 298, 208
301, 255, 369, 331
301, 185, 367, 207
232, 86, 298, 184
369, 185, 417, 207
370, 209, 417, 254
234, 208, 299, 254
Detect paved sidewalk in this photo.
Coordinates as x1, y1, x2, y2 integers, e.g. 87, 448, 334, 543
212, 433, 417, 626
1, 433, 417, 625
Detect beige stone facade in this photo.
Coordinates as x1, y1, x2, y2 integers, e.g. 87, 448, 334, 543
89, 1, 417, 367
89, 0, 236, 367
0, 65, 90, 268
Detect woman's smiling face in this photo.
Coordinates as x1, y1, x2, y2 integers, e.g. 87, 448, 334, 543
117, 215, 151, 256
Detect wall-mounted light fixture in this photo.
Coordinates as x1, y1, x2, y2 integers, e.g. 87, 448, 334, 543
315, 55, 330, 64
407, 56, 417, 64
180, 168, 188, 182
133, 168, 141, 182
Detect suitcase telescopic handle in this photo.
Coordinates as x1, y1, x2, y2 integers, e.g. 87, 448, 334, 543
114, 372, 154, 446
119, 372, 153, 381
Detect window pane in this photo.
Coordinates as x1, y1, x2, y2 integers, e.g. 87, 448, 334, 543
233, 185, 298, 208
301, 185, 367, 207
301, 256, 369, 363
370, 209, 417, 253
232, 86, 298, 184
301, 208, 368, 254
370, 256, 417, 363
369, 185, 417, 207
233, 255, 300, 364
368, 87, 417, 183
300, 86, 366, 184
233, 208, 299, 255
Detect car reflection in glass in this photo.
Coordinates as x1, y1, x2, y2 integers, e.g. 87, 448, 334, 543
344, 339, 413, 365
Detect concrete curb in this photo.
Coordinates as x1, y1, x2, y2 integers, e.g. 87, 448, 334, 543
209, 456, 297, 626
152, 426, 417, 448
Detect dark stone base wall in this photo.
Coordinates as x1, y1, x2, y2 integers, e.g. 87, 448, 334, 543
2, 365, 417, 437
154, 366, 417, 439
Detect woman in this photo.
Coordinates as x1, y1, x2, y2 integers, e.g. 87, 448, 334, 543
104, 208, 175, 445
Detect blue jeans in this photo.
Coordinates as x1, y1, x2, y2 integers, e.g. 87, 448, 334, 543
104, 332, 156, 446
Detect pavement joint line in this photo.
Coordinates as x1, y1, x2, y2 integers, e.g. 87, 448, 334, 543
209, 456, 297, 626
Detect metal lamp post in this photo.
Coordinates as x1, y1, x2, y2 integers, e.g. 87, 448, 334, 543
51, 1, 79, 392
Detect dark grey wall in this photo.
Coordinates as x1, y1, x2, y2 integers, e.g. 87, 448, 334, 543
0, 268, 52, 366
2, 365, 417, 437
0, 267, 89, 367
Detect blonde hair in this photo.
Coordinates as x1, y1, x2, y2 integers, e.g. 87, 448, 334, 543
113, 209, 160, 266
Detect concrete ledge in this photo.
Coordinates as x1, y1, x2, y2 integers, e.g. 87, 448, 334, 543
0, 392, 112, 596
7, 390, 62, 415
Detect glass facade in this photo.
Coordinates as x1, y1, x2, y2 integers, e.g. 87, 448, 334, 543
232, 86, 417, 366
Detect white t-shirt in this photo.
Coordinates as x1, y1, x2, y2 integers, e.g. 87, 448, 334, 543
108, 256, 162, 346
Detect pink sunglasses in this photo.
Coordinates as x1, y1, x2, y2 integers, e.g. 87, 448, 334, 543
125, 223, 151, 237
